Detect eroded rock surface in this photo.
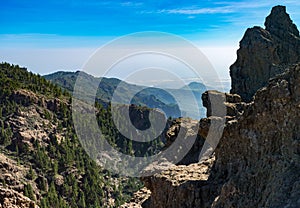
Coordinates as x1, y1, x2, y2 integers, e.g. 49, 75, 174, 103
132, 60, 300, 208
0, 153, 39, 208
122, 6, 300, 208
230, 5, 300, 102
0, 187, 38, 208
165, 118, 204, 165
211, 63, 300, 208
141, 157, 215, 208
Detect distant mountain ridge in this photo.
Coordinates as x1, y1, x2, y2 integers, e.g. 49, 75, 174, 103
44, 71, 208, 119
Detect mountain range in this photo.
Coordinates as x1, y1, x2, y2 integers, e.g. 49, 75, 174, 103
1, 5, 299, 208
44, 71, 208, 119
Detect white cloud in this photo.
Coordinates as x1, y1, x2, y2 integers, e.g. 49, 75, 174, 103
154, 1, 291, 17
120, 1, 143, 7
187, 15, 195, 19
158, 7, 233, 15
153, 1, 274, 16
213, 1, 273, 9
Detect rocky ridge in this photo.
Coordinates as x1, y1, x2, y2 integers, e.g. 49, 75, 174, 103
230, 5, 300, 102
136, 57, 300, 208
141, 157, 215, 208
210, 63, 300, 208
122, 5, 300, 208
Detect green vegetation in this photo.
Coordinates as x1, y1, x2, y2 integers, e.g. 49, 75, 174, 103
0, 62, 147, 207
44, 71, 183, 118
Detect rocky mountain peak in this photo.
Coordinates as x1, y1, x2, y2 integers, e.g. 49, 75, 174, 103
230, 5, 300, 102
123, 6, 300, 207
265, 5, 299, 37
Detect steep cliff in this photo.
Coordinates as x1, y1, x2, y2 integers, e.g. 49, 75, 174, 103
230, 5, 300, 102
124, 5, 300, 208
135, 58, 300, 208
211, 64, 300, 207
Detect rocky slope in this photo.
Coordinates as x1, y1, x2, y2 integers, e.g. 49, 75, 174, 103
44, 71, 208, 119
0, 63, 144, 207
230, 5, 300, 102
123, 5, 300, 208
0, 153, 39, 208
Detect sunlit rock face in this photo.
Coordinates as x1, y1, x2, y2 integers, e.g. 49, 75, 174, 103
121, 6, 300, 208
230, 5, 300, 102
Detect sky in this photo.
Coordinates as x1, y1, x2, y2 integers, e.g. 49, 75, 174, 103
1, 0, 300, 89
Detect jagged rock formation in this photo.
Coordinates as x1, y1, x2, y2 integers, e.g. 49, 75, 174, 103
165, 118, 204, 165
141, 157, 215, 208
210, 64, 300, 207
163, 93, 244, 166
122, 6, 300, 208
132, 62, 300, 208
230, 5, 300, 102
201, 90, 243, 118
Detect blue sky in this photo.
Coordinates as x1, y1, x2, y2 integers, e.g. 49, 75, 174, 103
1, 0, 300, 88
2, 0, 300, 42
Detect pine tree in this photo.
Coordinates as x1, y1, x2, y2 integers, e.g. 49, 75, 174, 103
78, 190, 86, 208
24, 183, 35, 201
26, 165, 36, 180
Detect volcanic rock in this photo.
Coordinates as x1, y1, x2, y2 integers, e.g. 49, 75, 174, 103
230, 5, 300, 102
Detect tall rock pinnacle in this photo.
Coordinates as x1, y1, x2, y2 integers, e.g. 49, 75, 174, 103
230, 5, 300, 102
265, 5, 299, 38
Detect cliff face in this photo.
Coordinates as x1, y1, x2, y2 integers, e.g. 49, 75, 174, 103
230, 5, 300, 102
211, 64, 300, 207
137, 59, 300, 208
123, 5, 300, 208
141, 157, 215, 208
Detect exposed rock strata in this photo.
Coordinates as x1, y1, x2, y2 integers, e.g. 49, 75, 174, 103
201, 90, 243, 118
165, 118, 204, 165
